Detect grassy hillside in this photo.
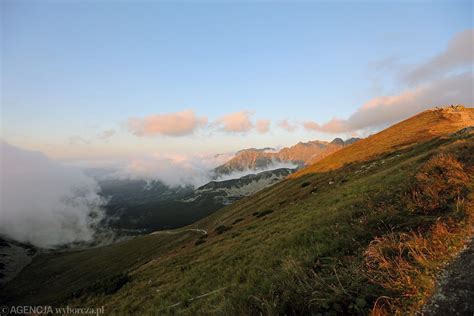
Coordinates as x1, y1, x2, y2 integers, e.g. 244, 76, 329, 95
1, 107, 473, 315
293, 105, 474, 176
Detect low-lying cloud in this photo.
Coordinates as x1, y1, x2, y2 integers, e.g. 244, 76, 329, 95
0, 142, 106, 249
106, 152, 236, 188
128, 110, 208, 137
96, 151, 297, 188
213, 160, 298, 182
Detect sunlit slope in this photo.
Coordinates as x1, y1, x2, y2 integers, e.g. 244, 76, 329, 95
1, 106, 473, 315
293, 105, 473, 177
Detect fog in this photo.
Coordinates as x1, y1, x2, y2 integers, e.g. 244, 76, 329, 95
102, 152, 234, 188
98, 153, 297, 188
0, 142, 106, 249
212, 161, 298, 182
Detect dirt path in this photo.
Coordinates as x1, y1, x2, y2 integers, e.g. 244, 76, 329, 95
150, 228, 208, 236
165, 287, 227, 310
423, 239, 474, 315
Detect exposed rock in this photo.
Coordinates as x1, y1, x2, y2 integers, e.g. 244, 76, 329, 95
185, 168, 296, 205
423, 239, 474, 315
331, 138, 344, 146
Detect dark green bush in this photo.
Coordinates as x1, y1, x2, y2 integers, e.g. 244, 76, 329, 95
232, 218, 244, 225
215, 225, 231, 235
195, 236, 207, 245
256, 210, 273, 218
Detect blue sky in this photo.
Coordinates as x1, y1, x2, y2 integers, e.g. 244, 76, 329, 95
1, 0, 472, 162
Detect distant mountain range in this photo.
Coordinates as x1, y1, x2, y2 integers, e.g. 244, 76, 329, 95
213, 137, 360, 175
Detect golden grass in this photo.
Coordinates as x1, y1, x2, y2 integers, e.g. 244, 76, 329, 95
410, 153, 469, 214
365, 220, 471, 315
293, 106, 474, 178
364, 153, 473, 315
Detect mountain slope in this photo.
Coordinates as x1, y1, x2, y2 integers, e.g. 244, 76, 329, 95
1, 106, 473, 315
294, 105, 474, 177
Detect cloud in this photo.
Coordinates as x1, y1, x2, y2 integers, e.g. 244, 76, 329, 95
256, 119, 271, 134
304, 118, 349, 133
0, 142, 106, 248
98, 151, 298, 188
216, 111, 254, 133
67, 135, 90, 145
278, 119, 298, 132
304, 72, 472, 133
304, 29, 473, 134
263, 147, 281, 154
128, 110, 208, 137
213, 160, 298, 182
403, 29, 474, 85
98, 129, 116, 140
106, 152, 236, 188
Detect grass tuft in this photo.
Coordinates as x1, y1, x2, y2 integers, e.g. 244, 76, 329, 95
364, 153, 473, 314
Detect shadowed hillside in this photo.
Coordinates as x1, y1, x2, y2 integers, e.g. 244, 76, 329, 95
1, 106, 473, 315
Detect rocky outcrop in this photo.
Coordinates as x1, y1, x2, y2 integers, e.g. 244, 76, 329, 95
184, 168, 296, 205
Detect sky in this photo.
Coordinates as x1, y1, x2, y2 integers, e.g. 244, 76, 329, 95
1, 0, 473, 165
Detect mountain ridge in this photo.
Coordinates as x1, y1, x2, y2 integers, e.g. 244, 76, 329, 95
214, 137, 361, 176
293, 105, 474, 178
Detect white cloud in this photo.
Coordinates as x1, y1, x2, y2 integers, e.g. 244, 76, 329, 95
213, 160, 298, 182
403, 28, 474, 85
128, 110, 208, 137
67, 135, 90, 145
304, 72, 472, 133
304, 29, 474, 134
278, 119, 298, 132
216, 111, 254, 133
256, 119, 271, 134
94, 151, 297, 188
0, 142, 106, 248
97, 129, 116, 140
106, 152, 235, 188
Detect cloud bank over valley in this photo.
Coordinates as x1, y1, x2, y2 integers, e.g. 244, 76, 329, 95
0, 142, 106, 249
